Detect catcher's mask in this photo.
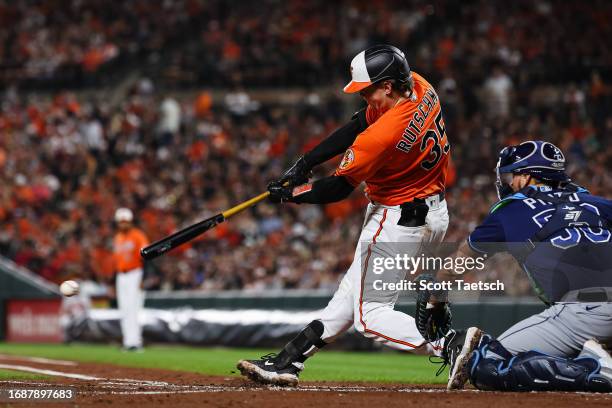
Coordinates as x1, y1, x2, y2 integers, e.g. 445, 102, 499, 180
495, 141, 570, 199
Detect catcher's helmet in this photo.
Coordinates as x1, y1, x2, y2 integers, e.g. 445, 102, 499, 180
343, 44, 411, 93
495, 141, 570, 199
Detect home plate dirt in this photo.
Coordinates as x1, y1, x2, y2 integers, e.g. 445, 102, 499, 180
0, 356, 610, 407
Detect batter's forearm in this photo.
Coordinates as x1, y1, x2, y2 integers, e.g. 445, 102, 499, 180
303, 109, 367, 167
291, 175, 355, 204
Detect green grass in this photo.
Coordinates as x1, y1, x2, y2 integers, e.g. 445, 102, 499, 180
0, 369, 49, 380
0, 343, 445, 384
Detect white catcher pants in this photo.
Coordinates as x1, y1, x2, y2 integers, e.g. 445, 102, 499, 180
318, 199, 449, 352
116, 268, 144, 348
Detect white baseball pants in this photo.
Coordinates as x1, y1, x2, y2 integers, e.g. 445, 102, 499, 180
318, 199, 449, 352
116, 268, 144, 348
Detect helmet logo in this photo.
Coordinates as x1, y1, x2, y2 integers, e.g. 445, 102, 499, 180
542, 142, 565, 163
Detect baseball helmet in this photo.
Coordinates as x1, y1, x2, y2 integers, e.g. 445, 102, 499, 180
343, 44, 412, 93
495, 141, 570, 199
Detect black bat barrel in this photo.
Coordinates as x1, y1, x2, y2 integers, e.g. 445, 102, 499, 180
140, 213, 225, 260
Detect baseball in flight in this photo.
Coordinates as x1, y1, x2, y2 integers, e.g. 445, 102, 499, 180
59, 280, 80, 297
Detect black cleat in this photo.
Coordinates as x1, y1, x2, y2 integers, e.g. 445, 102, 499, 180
237, 353, 303, 387
445, 327, 483, 390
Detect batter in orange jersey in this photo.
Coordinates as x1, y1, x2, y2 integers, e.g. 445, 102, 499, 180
336, 72, 449, 205
113, 208, 149, 351
238, 45, 452, 387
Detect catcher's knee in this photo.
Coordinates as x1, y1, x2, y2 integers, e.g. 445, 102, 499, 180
470, 337, 612, 392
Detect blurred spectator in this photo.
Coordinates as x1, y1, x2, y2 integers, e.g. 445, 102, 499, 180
159, 96, 181, 146
483, 66, 513, 119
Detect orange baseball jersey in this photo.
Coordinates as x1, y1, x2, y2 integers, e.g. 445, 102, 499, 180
113, 228, 149, 272
335, 72, 450, 205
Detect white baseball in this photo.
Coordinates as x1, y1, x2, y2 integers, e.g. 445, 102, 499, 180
60, 280, 79, 297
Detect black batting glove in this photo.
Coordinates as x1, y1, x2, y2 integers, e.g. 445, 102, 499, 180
267, 181, 295, 203
277, 156, 312, 187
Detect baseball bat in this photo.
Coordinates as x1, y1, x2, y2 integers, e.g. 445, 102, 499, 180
140, 191, 270, 260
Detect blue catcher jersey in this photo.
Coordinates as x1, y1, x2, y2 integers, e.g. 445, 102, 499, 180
468, 185, 612, 303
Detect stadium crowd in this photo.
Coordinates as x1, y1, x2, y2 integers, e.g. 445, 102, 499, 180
0, 0, 610, 295
2, 0, 610, 89
0, 0, 195, 89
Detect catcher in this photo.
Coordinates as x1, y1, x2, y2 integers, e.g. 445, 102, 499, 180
440, 141, 612, 392
237, 44, 453, 386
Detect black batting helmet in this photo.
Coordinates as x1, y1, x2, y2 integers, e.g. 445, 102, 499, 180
343, 44, 412, 93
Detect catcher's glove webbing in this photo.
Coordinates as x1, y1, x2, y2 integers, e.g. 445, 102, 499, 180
414, 273, 452, 342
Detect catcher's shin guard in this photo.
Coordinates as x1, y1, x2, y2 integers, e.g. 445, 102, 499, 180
470, 338, 612, 392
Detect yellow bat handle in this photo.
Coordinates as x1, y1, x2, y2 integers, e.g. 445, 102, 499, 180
221, 191, 270, 219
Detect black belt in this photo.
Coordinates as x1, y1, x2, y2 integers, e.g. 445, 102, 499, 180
560, 287, 612, 302
398, 192, 445, 227
412, 191, 445, 205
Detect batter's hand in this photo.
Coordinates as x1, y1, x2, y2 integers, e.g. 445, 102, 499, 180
276, 156, 312, 187
267, 181, 294, 203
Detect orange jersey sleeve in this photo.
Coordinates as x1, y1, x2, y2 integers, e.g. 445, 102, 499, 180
113, 228, 149, 272
336, 72, 450, 206
335, 119, 396, 186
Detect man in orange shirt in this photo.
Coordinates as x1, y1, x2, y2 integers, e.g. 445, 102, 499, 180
113, 208, 149, 351
239, 45, 452, 385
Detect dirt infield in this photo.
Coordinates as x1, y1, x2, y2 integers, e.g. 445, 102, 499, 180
0, 355, 610, 407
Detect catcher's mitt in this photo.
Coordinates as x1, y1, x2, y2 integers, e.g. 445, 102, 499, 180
414, 274, 452, 342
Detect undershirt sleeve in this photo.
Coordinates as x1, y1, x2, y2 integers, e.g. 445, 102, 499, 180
302, 109, 367, 167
